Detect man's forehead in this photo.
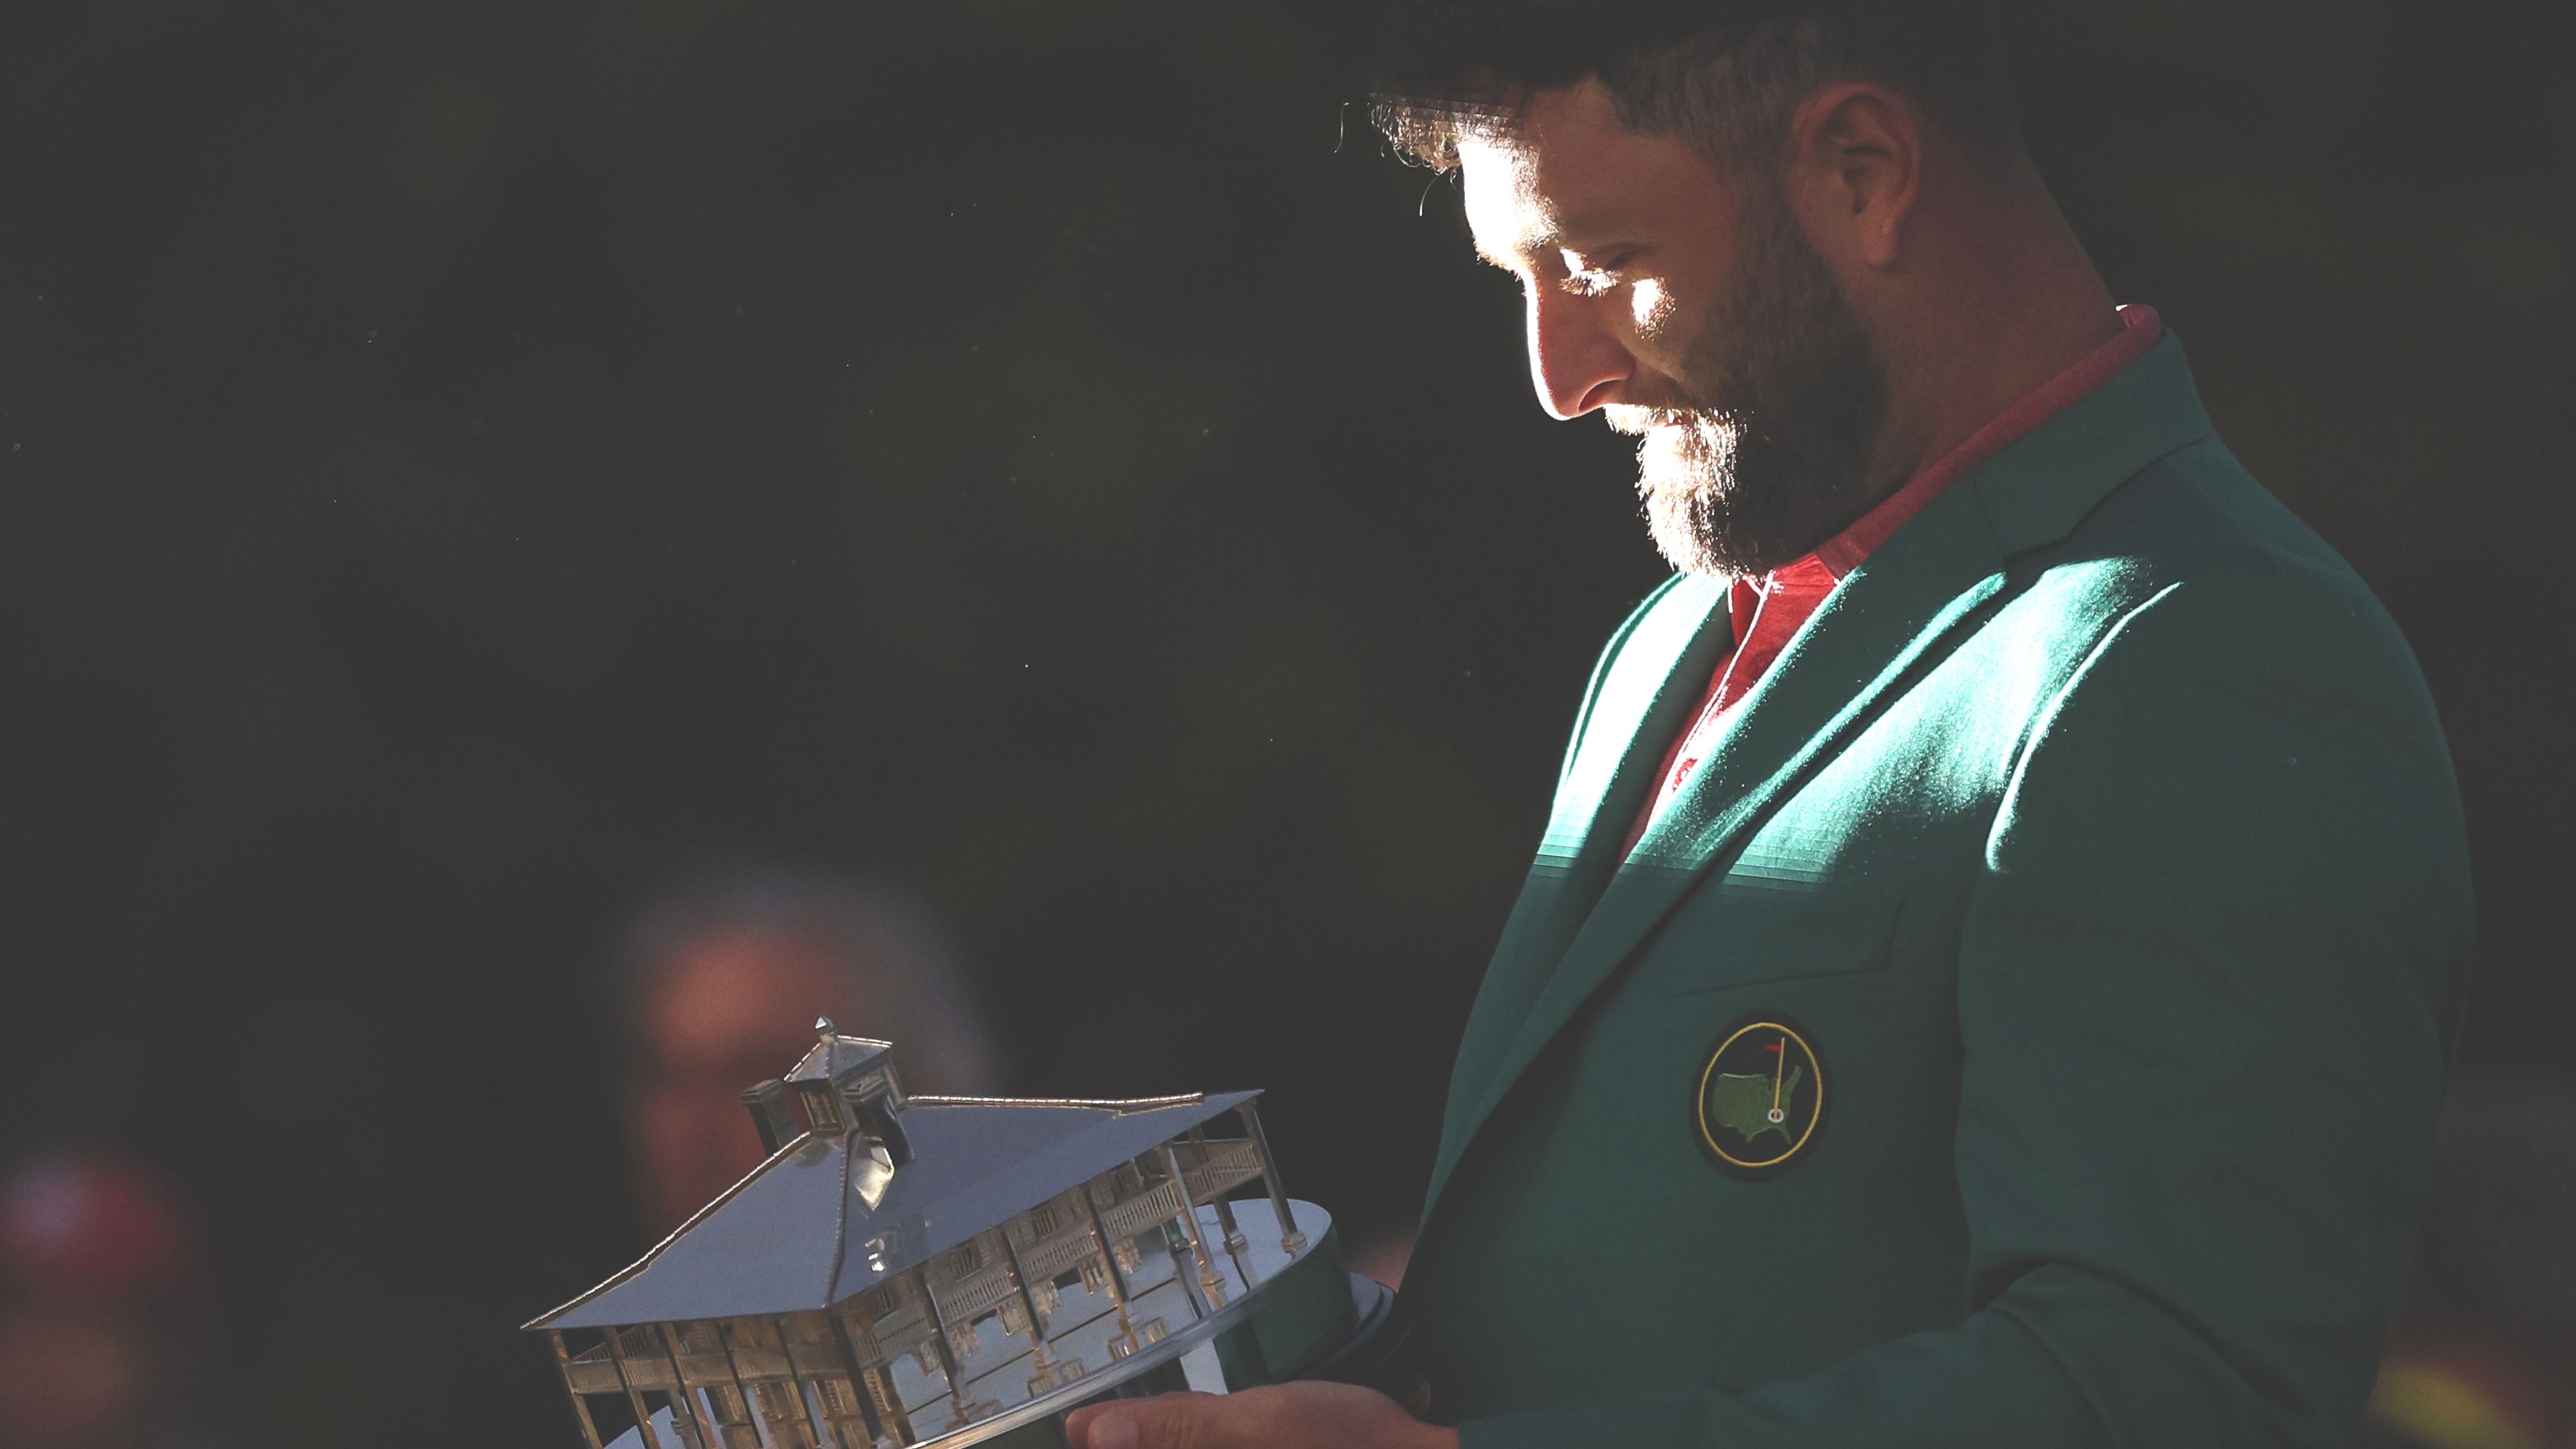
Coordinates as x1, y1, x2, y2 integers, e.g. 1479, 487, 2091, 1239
1458, 132, 1558, 265
1456, 83, 1727, 265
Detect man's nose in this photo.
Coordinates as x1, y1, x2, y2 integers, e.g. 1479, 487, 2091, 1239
1527, 290, 1633, 421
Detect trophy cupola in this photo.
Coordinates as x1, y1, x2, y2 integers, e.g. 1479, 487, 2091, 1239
740, 1019, 913, 1168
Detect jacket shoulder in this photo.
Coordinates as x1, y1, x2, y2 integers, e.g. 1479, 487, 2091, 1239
2008, 441, 2423, 691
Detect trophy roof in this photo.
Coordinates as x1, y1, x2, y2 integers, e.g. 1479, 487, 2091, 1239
527, 1090, 1258, 1332
784, 1031, 894, 1085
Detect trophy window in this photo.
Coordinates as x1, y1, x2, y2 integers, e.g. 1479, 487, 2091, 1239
792, 1080, 844, 1132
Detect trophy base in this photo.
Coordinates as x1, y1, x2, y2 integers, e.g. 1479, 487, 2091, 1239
598, 1201, 1400, 1449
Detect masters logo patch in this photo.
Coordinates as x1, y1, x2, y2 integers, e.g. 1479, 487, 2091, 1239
1693, 1016, 1825, 1178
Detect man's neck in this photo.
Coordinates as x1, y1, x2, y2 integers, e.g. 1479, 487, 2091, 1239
1862, 168, 2125, 500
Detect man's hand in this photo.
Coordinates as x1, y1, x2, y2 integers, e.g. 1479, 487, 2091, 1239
1063, 1382, 1459, 1449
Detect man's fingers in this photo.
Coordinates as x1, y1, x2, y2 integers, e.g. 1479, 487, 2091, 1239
1064, 1391, 1216, 1449
1065, 1402, 1139, 1449
1064, 1383, 1450, 1449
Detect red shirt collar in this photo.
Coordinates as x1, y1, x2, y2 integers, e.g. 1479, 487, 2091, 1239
1809, 305, 2165, 580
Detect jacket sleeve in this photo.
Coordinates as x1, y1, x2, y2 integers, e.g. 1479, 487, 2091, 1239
1454, 570, 2472, 1449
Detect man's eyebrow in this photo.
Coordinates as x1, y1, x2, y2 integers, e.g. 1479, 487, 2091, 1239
1476, 207, 1648, 272
1474, 221, 1562, 272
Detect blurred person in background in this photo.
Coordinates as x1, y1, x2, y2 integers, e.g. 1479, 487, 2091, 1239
616, 863, 1007, 1234
2356, 1075, 2576, 1449
0, 1149, 219, 1449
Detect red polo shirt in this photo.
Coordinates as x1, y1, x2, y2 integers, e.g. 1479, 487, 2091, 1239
1625, 305, 2165, 853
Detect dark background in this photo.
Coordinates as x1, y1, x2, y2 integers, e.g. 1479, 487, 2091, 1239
1, 2, 2569, 1444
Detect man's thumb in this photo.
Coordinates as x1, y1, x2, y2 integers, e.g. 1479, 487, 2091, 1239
1069, 1393, 1215, 1449
1081, 1405, 1143, 1449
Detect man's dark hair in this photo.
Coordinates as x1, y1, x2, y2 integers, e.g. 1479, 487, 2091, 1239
1373, 0, 2022, 172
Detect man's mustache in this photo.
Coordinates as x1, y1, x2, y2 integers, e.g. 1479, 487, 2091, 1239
1604, 404, 1742, 437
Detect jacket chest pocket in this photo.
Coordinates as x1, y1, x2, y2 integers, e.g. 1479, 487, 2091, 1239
1631, 871, 1907, 996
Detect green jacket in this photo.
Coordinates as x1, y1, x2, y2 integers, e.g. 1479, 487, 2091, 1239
1398, 334, 2472, 1448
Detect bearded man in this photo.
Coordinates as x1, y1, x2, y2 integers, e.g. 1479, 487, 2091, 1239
1068, 3, 2472, 1447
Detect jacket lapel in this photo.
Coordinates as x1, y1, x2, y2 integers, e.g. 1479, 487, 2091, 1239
1434, 574, 1733, 1154
1420, 331, 2222, 1224
1422, 486, 2010, 1217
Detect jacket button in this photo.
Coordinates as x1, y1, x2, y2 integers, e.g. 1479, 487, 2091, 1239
1394, 1368, 1433, 1419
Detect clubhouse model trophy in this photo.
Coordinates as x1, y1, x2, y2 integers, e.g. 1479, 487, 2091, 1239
526, 1023, 1397, 1449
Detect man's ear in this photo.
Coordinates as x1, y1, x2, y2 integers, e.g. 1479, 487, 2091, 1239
1781, 82, 1922, 271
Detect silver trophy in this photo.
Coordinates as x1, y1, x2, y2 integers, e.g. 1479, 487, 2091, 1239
526, 1022, 1396, 1448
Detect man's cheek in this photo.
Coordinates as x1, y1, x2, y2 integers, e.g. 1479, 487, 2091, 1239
1630, 277, 1678, 336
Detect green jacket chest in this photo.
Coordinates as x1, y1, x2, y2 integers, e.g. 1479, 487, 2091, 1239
1406, 571, 2117, 1407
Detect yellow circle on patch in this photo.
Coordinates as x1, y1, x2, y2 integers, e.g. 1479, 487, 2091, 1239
1693, 1018, 1825, 1177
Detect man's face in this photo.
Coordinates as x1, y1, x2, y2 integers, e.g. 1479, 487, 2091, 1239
629, 929, 854, 1232
1458, 82, 1888, 578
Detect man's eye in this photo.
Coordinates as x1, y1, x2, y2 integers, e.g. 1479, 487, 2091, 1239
1557, 250, 1633, 298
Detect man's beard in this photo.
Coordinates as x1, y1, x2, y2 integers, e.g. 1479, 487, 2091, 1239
1609, 184, 1889, 579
